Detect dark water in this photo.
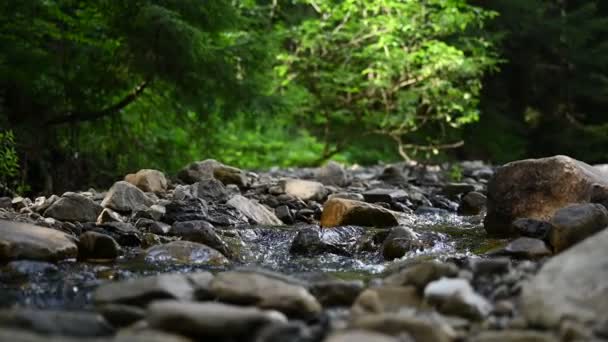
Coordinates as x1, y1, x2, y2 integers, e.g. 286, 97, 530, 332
0, 213, 496, 310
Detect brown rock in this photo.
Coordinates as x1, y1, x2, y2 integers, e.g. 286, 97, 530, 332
320, 198, 399, 228
484, 155, 608, 236
125, 169, 168, 194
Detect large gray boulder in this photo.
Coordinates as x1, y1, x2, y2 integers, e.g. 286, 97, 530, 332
521, 228, 608, 328
484, 155, 608, 236
0, 220, 78, 261
43, 192, 102, 222
101, 181, 154, 213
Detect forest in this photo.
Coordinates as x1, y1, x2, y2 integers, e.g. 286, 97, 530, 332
2, 0, 608, 195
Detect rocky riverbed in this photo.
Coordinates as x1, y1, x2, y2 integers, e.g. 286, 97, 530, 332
0, 156, 607, 341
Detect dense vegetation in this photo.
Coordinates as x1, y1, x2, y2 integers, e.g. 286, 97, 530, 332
1, 0, 607, 194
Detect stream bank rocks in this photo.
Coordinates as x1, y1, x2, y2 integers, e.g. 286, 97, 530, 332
2, 155, 608, 341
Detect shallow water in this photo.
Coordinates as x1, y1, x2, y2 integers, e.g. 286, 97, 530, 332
0, 213, 495, 310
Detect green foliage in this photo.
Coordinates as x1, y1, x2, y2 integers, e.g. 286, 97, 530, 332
0, 130, 21, 194
278, 0, 500, 159
448, 164, 464, 182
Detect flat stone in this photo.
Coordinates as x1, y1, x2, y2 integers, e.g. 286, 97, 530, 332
0, 308, 114, 337
279, 178, 327, 201
125, 169, 168, 194
325, 330, 398, 342
350, 312, 456, 342
424, 278, 492, 320
549, 203, 608, 252
144, 240, 230, 266
363, 188, 408, 204
383, 260, 459, 290
512, 218, 552, 240
43, 192, 102, 222
227, 195, 282, 225
101, 181, 153, 213
169, 220, 231, 258
78, 231, 121, 260
504, 237, 551, 259
442, 183, 476, 197
484, 155, 608, 236
320, 198, 399, 228
0, 220, 78, 261
209, 271, 322, 318
469, 330, 557, 342
146, 300, 287, 339
521, 228, 608, 328
94, 273, 196, 307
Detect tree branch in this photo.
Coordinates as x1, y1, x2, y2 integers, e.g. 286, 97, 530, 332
46, 79, 151, 126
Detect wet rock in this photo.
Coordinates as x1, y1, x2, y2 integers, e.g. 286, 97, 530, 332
227, 195, 282, 225
382, 226, 422, 261
512, 218, 552, 240
125, 169, 168, 194
96, 222, 141, 247
521, 228, 608, 328
503, 237, 551, 259
78, 231, 121, 260
442, 183, 476, 198
43, 192, 102, 222
290, 226, 361, 256
163, 198, 208, 224
279, 179, 327, 201
115, 330, 194, 342
101, 181, 153, 213
96, 208, 124, 224
98, 304, 145, 328
484, 155, 608, 236
144, 240, 230, 266
206, 204, 249, 226
191, 179, 229, 203
352, 286, 422, 315
309, 279, 365, 307
469, 330, 556, 342
363, 188, 408, 204
0, 220, 78, 261
320, 198, 399, 228
458, 191, 486, 216
384, 260, 459, 291
549, 203, 608, 252
146, 300, 287, 339
170, 220, 232, 258
209, 271, 322, 318
350, 311, 456, 342
378, 165, 409, 185
315, 161, 349, 187
94, 273, 196, 307
4, 260, 58, 276
275, 205, 294, 224
414, 206, 450, 216
325, 330, 398, 342
254, 321, 317, 342
424, 278, 492, 320
0, 308, 114, 337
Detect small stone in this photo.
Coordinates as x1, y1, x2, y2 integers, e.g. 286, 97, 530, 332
227, 195, 283, 225
146, 300, 287, 339
162, 198, 208, 224
209, 271, 322, 319
442, 183, 476, 197
144, 240, 230, 266
5, 260, 58, 276
98, 304, 145, 327
363, 188, 408, 204
424, 277, 492, 320
458, 191, 486, 215
275, 205, 294, 224
351, 286, 422, 315
314, 161, 349, 187
321, 198, 399, 228
309, 279, 365, 307
469, 330, 556, 342
125, 169, 168, 194
328, 192, 365, 201
0, 220, 78, 261
511, 218, 552, 240
350, 311, 455, 342
383, 261, 459, 290
290, 226, 361, 256
169, 220, 232, 258
279, 178, 327, 201
213, 165, 249, 188
382, 226, 422, 261
378, 165, 409, 185
0, 197, 12, 209
469, 257, 510, 276
504, 237, 551, 259
325, 330, 398, 342
101, 181, 153, 213
0, 308, 114, 337
78, 231, 121, 260
549, 203, 608, 252
96, 208, 124, 224
192, 179, 230, 203
44, 192, 102, 222
94, 273, 196, 307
